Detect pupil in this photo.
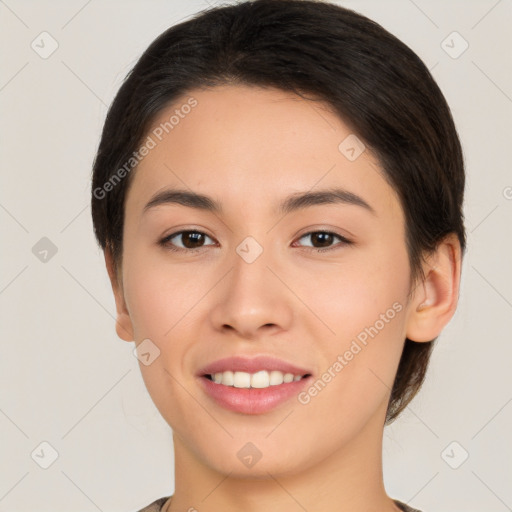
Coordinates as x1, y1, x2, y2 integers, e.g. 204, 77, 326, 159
183, 232, 204, 248
313, 232, 332, 247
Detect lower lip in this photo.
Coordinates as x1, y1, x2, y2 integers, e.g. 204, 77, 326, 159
198, 375, 312, 414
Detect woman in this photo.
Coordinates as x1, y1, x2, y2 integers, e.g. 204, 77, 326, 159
90, 1, 466, 510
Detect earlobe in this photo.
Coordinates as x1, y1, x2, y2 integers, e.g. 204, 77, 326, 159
406, 234, 462, 343
104, 247, 134, 342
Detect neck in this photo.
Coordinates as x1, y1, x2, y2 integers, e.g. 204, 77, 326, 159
167, 403, 400, 512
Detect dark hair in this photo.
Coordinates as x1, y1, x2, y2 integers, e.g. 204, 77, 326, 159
91, 0, 466, 424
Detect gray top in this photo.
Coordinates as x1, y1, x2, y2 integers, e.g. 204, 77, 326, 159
135, 496, 423, 511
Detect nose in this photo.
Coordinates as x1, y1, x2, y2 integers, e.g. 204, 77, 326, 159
208, 244, 294, 340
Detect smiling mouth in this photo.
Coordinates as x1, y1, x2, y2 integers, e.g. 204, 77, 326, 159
203, 370, 312, 389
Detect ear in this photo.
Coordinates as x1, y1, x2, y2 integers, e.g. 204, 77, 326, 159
104, 247, 134, 342
405, 233, 462, 342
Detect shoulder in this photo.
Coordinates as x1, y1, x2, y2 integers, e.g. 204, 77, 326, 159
394, 499, 424, 512
134, 496, 170, 512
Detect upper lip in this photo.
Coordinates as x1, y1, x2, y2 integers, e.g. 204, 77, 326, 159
198, 356, 312, 377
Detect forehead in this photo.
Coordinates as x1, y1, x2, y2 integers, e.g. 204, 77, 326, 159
125, 84, 401, 222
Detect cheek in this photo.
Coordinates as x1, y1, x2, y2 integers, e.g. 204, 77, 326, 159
123, 250, 207, 341
299, 245, 410, 399
122, 254, 204, 426
300, 246, 410, 341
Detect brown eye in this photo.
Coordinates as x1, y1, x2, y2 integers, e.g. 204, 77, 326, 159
159, 229, 352, 254
160, 230, 216, 252
295, 230, 352, 252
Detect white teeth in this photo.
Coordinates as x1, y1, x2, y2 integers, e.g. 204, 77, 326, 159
269, 370, 284, 385
209, 370, 305, 388
250, 370, 269, 388
221, 370, 234, 386
233, 371, 251, 388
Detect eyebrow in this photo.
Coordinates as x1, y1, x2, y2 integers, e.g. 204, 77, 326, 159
142, 187, 376, 216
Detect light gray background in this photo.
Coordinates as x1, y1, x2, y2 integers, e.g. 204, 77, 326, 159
1, 1, 511, 511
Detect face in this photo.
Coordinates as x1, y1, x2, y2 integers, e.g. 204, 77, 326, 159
113, 84, 416, 477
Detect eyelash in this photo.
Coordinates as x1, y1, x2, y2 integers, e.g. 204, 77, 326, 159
158, 229, 353, 254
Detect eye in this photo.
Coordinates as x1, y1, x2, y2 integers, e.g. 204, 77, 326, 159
159, 229, 352, 254
293, 230, 353, 252
159, 230, 216, 252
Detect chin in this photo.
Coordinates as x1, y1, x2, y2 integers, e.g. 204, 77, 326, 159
189, 436, 315, 479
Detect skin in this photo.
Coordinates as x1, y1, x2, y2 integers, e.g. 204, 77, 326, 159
104, 85, 461, 512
